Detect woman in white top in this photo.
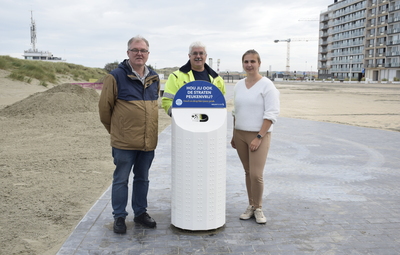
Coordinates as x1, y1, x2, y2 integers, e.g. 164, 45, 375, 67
231, 49, 280, 224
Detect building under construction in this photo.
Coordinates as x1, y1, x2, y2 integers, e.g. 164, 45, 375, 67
318, 0, 400, 82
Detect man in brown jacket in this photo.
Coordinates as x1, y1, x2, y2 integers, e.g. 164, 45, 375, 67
99, 35, 160, 233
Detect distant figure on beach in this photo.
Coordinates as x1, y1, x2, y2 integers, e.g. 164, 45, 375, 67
98, 35, 160, 233
231, 49, 280, 224
161, 41, 226, 116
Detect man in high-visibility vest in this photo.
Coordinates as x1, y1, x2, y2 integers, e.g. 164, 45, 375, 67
161, 41, 225, 116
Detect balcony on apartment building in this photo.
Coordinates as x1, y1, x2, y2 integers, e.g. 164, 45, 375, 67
388, 16, 400, 23
389, 4, 400, 12
332, 40, 365, 48
376, 41, 387, 46
319, 64, 328, 70
319, 58, 328, 63
320, 47, 329, 53
320, 14, 330, 22
330, 66, 363, 72
320, 40, 329, 46
331, 48, 363, 55
320, 32, 329, 38
331, 58, 364, 65
320, 24, 330, 30
331, 1, 367, 17
332, 22, 365, 33
333, 14, 366, 26
386, 51, 400, 56
387, 27, 400, 34
386, 62, 400, 67
332, 31, 365, 40
387, 39, 400, 45
377, 10, 388, 17
365, 64, 384, 68
379, 0, 389, 4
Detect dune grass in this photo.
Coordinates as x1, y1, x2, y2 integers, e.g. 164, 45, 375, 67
0, 55, 108, 86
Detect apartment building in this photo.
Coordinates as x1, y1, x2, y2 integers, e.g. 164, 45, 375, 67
318, 0, 400, 81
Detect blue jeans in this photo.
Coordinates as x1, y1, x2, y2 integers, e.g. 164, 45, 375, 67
111, 147, 155, 219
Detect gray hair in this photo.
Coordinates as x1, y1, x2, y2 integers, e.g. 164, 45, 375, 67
189, 41, 206, 54
127, 35, 149, 50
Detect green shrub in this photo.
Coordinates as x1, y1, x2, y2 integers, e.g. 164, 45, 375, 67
39, 81, 48, 87
0, 55, 108, 85
8, 72, 25, 81
0, 57, 8, 69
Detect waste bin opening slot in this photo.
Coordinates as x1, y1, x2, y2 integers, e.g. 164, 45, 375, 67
191, 114, 209, 122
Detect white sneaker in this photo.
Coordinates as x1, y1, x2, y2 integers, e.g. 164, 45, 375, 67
254, 208, 267, 224
240, 205, 254, 220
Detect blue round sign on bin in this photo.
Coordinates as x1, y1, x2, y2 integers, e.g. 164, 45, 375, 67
172, 80, 226, 108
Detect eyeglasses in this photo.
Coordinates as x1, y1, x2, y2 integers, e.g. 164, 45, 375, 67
191, 51, 206, 56
128, 49, 149, 54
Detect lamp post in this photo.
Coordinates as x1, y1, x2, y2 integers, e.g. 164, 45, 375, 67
304, 61, 307, 80
349, 56, 353, 82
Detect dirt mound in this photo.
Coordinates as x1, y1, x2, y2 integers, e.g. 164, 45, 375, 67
0, 83, 100, 117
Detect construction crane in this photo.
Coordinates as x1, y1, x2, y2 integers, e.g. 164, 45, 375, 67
298, 18, 319, 21
273, 38, 318, 74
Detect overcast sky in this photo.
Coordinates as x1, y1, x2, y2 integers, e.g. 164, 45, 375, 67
0, 0, 333, 73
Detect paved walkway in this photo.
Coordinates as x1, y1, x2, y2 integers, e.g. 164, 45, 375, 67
56, 114, 400, 255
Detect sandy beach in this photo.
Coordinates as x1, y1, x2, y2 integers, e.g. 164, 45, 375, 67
0, 71, 399, 254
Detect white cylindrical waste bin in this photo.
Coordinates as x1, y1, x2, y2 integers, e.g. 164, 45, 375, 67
171, 81, 226, 231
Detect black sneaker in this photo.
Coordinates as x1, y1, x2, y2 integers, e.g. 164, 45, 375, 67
113, 217, 126, 234
134, 212, 156, 228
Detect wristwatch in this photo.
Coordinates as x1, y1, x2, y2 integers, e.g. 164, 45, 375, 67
256, 134, 263, 139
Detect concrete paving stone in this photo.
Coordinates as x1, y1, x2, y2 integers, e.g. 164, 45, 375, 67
253, 243, 281, 252
365, 248, 400, 255
152, 247, 180, 255
228, 244, 257, 253
177, 246, 205, 254
127, 249, 155, 255
165, 240, 192, 248
142, 241, 168, 249
203, 245, 230, 253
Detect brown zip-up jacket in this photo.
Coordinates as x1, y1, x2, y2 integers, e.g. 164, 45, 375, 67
99, 60, 160, 151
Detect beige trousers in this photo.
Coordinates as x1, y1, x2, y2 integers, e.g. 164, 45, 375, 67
233, 129, 271, 209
